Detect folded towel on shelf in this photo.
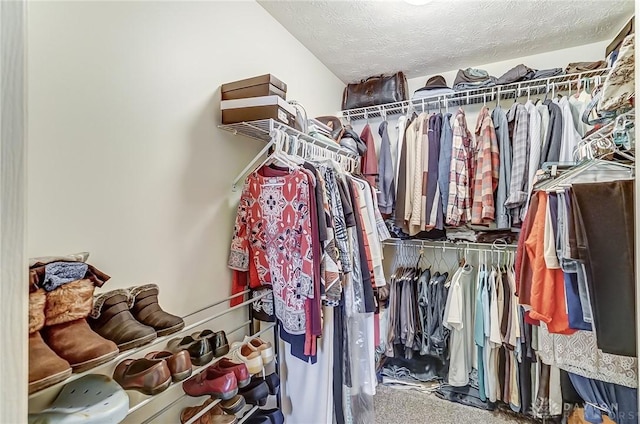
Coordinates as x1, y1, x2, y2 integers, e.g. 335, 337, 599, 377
446, 227, 477, 242
532, 68, 564, 79
475, 231, 518, 244
496, 64, 535, 85
565, 61, 607, 74
453, 68, 497, 91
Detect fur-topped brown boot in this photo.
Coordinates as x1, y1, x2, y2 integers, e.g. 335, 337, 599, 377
29, 289, 72, 393
42, 279, 119, 372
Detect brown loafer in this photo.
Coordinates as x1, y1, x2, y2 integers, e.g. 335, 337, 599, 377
180, 400, 238, 424
145, 350, 192, 382
113, 358, 172, 395
129, 284, 184, 337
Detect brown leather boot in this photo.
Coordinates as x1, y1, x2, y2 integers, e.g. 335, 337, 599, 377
89, 289, 157, 350
29, 289, 72, 394
42, 279, 119, 372
129, 284, 184, 337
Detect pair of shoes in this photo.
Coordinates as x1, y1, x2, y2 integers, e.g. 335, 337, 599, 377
242, 336, 274, 364
238, 379, 269, 406
29, 282, 119, 393
113, 358, 172, 395
145, 350, 192, 382
89, 284, 184, 352
244, 408, 284, 424
182, 358, 248, 400
192, 329, 230, 358
28, 375, 129, 424
251, 372, 280, 396
180, 399, 237, 424
219, 394, 246, 414
113, 349, 193, 394
231, 337, 272, 375
167, 330, 228, 366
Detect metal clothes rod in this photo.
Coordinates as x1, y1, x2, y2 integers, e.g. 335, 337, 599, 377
225, 119, 359, 191
130, 322, 276, 417
383, 238, 517, 251
183, 289, 250, 320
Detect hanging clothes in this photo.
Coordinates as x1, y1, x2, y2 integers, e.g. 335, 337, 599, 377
377, 121, 395, 215
471, 106, 500, 225
360, 124, 378, 188
446, 109, 474, 226
425, 113, 443, 230
492, 105, 512, 229
443, 263, 475, 387
504, 103, 530, 225
571, 180, 636, 357
409, 113, 428, 235
558, 96, 582, 162
394, 116, 407, 193
438, 112, 453, 215
229, 168, 314, 335
523, 100, 542, 216
539, 100, 563, 165
524, 191, 575, 335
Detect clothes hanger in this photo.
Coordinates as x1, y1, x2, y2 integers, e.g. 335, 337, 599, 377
543, 81, 550, 102
258, 131, 299, 185
541, 159, 634, 192
572, 75, 582, 99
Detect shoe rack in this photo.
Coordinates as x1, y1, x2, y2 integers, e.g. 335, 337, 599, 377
28, 289, 282, 423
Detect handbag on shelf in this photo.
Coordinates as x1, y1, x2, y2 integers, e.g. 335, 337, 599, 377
342, 72, 408, 110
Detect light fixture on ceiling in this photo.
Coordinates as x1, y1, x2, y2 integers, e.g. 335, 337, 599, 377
403, 0, 432, 5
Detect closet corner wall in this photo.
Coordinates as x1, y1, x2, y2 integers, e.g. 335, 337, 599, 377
0, 0, 28, 421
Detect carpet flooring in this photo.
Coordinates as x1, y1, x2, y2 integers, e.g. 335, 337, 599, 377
374, 385, 531, 424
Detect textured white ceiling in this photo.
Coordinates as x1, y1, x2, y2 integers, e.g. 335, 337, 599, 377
258, 0, 634, 83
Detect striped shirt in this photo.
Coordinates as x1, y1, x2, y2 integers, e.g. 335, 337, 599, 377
505, 103, 530, 225
471, 106, 500, 224
446, 109, 474, 226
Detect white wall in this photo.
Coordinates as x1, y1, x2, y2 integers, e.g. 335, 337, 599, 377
27, 0, 345, 319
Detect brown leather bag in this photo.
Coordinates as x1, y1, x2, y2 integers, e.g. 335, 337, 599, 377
342, 72, 408, 110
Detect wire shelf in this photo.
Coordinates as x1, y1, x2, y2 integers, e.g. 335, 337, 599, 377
218, 119, 358, 157
383, 238, 517, 252
340, 68, 612, 121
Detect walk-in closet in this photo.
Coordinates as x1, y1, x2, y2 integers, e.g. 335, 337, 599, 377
1, 1, 638, 423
